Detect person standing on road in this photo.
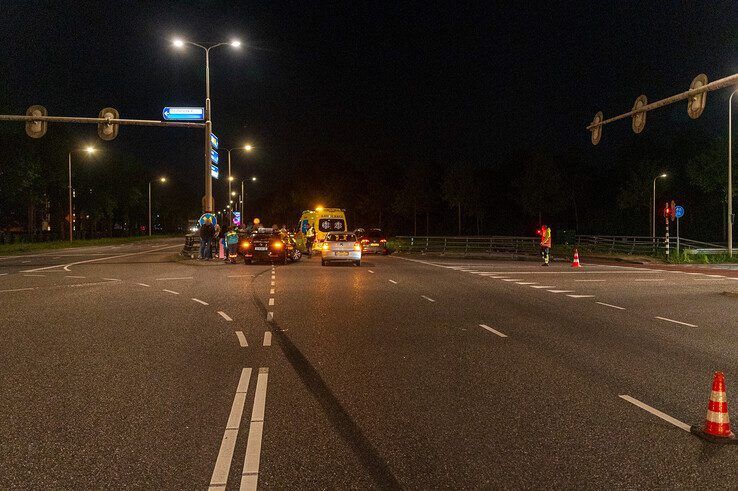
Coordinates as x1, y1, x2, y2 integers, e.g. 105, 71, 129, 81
540, 224, 552, 266
225, 226, 239, 263
200, 219, 215, 260
305, 225, 316, 257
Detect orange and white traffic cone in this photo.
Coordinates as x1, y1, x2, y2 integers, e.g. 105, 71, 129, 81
571, 249, 582, 268
691, 372, 737, 444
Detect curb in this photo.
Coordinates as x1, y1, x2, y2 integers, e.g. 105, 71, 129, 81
721, 291, 738, 299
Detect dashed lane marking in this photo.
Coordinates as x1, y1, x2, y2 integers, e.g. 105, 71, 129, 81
266, 312, 273, 322
480, 324, 507, 338
619, 395, 690, 432
228, 275, 254, 278
240, 368, 269, 490
515, 282, 537, 285
270, 281, 275, 286
21, 260, 30, 263
136, 283, 150, 287
634, 278, 665, 282
263, 331, 272, 346
421, 295, 435, 302
0, 287, 36, 293
368, 269, 375, 273
530, 285, 555, 289
596, 302, 626, 310
389, 279, 398, 284
575, 279, 606, 282
163, 289, 180, 295
102, 278, 122, 281
192, 298, 209, 306
236, 331, 248, 347
209, 368, 253, 489
269, 288, 275, 294
567, 294, 596, 298
218, 311, 233, 322
547, 290, 575, 293
66, 275, 86, 279
655, 316, 697, 328
501, 278, 523, 282
156, 277, 193, 280
268, 298, 275, 306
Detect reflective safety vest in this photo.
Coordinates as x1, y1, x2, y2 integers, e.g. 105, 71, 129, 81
540, 228, 552, 248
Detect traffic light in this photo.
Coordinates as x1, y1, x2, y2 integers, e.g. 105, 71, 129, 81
632, 95, 647, 134
97, 107, 119, 141
663, 202, 671, 218
590, 111, 603, 145
688, 74, 708, 119
25, 105, 47, 138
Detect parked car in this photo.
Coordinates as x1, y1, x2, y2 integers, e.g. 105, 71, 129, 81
356, 228, 388, 254
321, 232, 361, 266
240, 228, 298, 264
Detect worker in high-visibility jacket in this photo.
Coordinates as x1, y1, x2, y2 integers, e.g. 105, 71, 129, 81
540, 225, 552, 266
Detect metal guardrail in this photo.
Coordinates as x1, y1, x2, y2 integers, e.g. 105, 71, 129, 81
573, 235, 725, 256
394, 236, 540, 257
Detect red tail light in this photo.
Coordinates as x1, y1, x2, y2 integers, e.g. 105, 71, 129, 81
361, 239, 369, 243
379, 238, 387, 243
353, 242, 361, 251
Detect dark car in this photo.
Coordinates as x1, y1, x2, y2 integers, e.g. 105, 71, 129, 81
357, 228, 389, 254
240, 229, 300, 264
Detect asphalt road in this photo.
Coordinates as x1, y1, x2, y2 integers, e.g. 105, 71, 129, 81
1, 239, 737, 488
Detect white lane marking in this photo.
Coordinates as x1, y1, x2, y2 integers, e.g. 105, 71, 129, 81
236, 331, 248, 347
21, 260, 30, 263
596, 302, 626, 310
136, 283, 150, 287
389, 279, 398, 284
684, 272, 704, 275
501, 278, 523, 282
66, 275, 86, 279
101, 278, 122, 281
266, 312, 273, 322
567, 294, 596, 298
530, 285, 554, 289
163, 289, 180, 295
634, 278, 665, 282
619, 395, 690, 432
263, 331, 272, 346
22, 243, 181, 272
480, 324, 507, 338
156, 277, 193, 280
655, 316, 697, 328
0, 287, 36, 293
269, 288, 275, 294
0, 273, 7, 276
209, 368, 253, 488
218, 311, 233, 322
705, 274, 726, 278
575, 279, 605, 282
420, 295, 435, 303
268, 298, 275, 306
22, 274, 45, 277
240, 368, 269, 490
228, 275, 254, 278
515, 282, 537, 285
270, 281, 275, 286
547, 290, 575, 293
694, 278, 725, 281
192, 298, 209, 306
368, 269, 375, 273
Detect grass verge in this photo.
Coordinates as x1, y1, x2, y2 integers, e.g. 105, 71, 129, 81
0, 235, 180, 255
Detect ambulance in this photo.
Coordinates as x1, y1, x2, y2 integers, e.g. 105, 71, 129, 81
295, 207, 347, 253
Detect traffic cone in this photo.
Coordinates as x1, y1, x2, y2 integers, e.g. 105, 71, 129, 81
690, 372, 737, 444
571, 249, 582, 268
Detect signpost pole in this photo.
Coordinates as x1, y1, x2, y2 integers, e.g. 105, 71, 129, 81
676, 216, 680, 257
148, 181, 152, 237
665, 215, 670, 257
68, 152, 73, 242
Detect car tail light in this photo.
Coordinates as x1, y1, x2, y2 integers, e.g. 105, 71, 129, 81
354, 242, 361, 251
241, 241, 251, 249
273, 241, 283, 249
379, 238, 387, 243
322, 243, 330, 251
361, 239, 369, 243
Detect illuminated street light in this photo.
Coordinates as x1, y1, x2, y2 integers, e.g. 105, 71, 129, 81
231, 39, 242, 48
244, 144, 253, 152
149, 176, 167, 237
68, 146, 97, 242
231, 191, 237, 197
652, 173, 668, 238
251, 176, 257, 182
225, 143, 257, 222
172, 38, 185, 48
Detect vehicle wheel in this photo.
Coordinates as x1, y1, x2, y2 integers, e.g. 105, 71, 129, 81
293, 250, 301, 261
354, 260, 361, 266
321, 259, 326, 266
282, 254, 288, 265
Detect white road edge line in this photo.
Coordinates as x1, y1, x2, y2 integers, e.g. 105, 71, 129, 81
368, 269, 375, 273
240, 367, 269, 490
389, 279, 398, 284
567, 294, 595, 298
218, 311, 233, 322
263, 331, 272, 346
420, 295, 435, 303
192, 298, 209, 306
547, 290, 575, 293
163, 289, 180, 295
618, 394, 690, 432
479, 324, 507, 338
596, 302, 625, 310
0, 287, 36, 293
22, 243, 182, 273
236, 331, 248, 347
209, 368, 253, 489
136, 283, 150, 287
530, 285, 554, 289
655, 316, 697, 328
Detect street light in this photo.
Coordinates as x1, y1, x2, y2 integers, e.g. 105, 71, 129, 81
225, 143, 255, 222
148, 177, 167, 237
68, 146, 96, 242
652, 173, 667, 238
171, 37, 242, 213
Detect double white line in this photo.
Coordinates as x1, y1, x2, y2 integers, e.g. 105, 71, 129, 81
209, 367, 270, 490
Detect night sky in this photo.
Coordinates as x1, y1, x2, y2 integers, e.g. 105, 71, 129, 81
2, 1, 738, 234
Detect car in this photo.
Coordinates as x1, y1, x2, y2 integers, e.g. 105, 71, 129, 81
356, 228, 388, 254
240, 228, 296, 264
321, 232, 361, 266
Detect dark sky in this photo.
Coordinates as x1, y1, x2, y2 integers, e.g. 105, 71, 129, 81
1, 1, 737, 213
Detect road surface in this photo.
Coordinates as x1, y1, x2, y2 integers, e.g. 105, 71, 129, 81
1, 238, 737, 488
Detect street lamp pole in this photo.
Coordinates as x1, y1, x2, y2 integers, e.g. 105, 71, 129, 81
148, 177, 167, 236
652, 173, 667, 238
728, 88, 737, 256
172, 38, 241, 214
68, 147, 96, 242
225, 144, 253, 224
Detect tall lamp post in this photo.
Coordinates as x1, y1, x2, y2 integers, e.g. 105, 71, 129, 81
172, 37, 241, 214
68, 146, 96, 242
225, 143, 253, 222
728, 88, 737, 256
652, 173, 667, 238
148, 177, 167, 236
238, 176, 257, 227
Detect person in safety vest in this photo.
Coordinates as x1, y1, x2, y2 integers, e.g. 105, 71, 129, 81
305, 225, 316, 257
539, 225, 552, 266
225, 226, 240, 263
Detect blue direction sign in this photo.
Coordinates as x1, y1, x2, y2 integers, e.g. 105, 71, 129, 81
162, 107, 205, 121
198, 213, 217, 226
210, 133, 219, 149
210, 149, 219, 164
210, 164, 219, 179
675, 205, 685, 219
